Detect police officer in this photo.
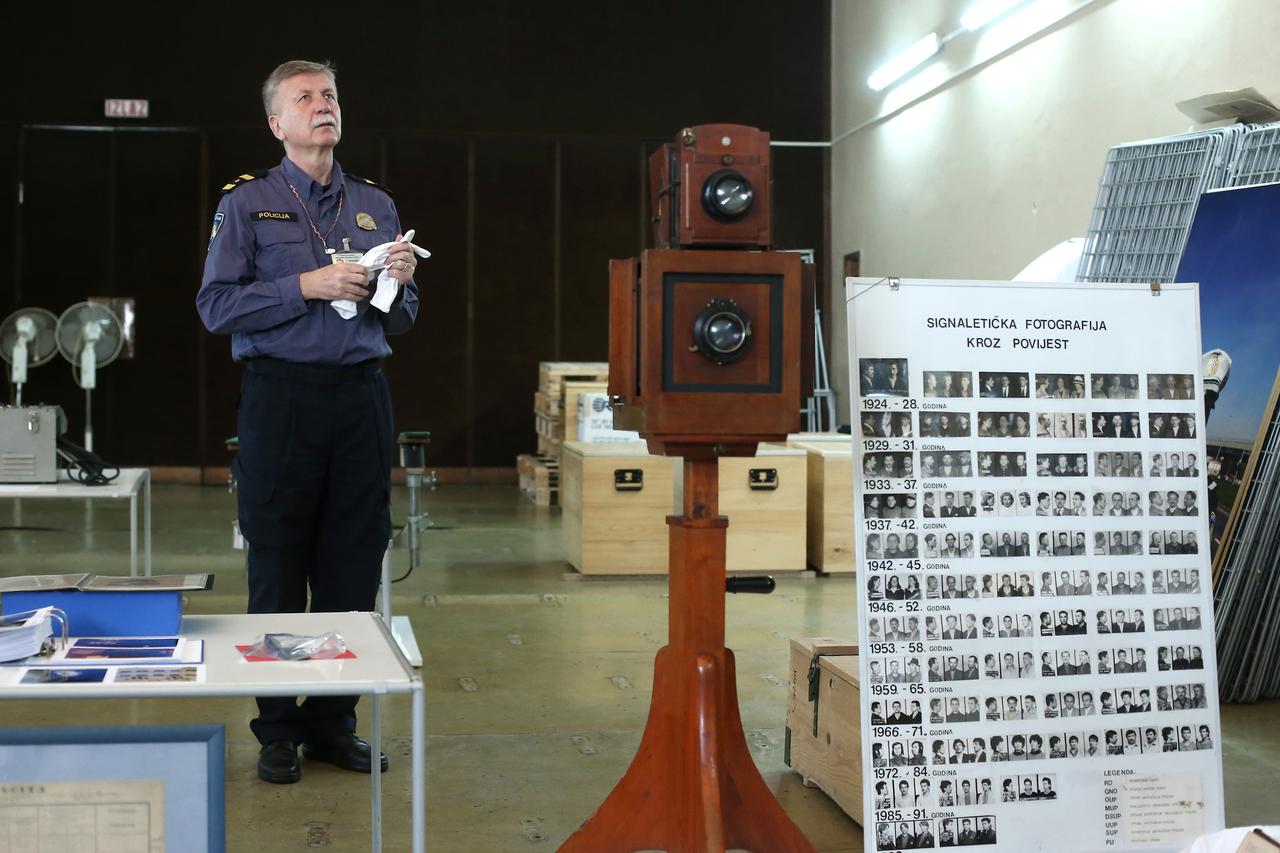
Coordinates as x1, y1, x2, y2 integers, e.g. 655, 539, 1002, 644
197, 60, 420, 784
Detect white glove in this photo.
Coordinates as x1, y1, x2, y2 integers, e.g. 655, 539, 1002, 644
331, 229, 431, 319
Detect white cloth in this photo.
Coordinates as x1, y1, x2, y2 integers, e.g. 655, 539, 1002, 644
331, 228, 431, 320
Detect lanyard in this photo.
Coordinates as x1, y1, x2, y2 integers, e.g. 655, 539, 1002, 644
286, 181, 345, 253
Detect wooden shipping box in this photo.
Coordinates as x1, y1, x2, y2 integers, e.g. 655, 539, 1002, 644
785, 637, 862, 824
561, 380, 609, 444
560, 441, 676, 575
790, 441, 855, 574
674, 444, 808, 573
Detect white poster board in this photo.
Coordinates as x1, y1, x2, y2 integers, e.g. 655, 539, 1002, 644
845, 278, 1225, 853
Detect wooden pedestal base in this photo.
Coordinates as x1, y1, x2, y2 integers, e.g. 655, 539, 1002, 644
559, 457, 816, 853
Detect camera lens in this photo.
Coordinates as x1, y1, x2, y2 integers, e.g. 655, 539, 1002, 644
701, 169, 754, 221
705, 313, 746, 354
692, 299, 752, 365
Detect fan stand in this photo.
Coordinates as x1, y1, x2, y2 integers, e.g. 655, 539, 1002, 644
83, 387, 94, 452
558, 450, 816, 853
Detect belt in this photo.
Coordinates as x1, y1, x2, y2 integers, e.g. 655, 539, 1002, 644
247, 357, 381, 385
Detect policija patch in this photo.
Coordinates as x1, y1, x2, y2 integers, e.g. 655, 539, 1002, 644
207, 212, 224, 251
253, 210, 299, 222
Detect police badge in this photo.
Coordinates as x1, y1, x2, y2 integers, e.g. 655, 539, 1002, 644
356, 212, 377, 231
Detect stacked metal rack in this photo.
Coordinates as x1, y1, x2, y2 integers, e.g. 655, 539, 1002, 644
1225, 122, 1280, 186
1076, 125, 1249, 284
1213, 390, 1280, 702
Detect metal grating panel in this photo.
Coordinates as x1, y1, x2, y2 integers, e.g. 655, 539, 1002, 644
1225, 123, 1280, 187
1076, 126, 1247, 284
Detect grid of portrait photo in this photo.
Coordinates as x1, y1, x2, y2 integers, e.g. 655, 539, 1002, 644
866, 571, 923, 599
868, 615, 925, 642
919, 450, 973, 479
1094, 451, 1145, 477
874, 815, 999, 850
864, 532, 921, 560
865, 493, 919, 518
922, 490, 980, 518
923, 370, 975, 398
1089, 373, 1141, 399
1036, 453, 1089, 477
1147, 373, 1196, 400
981, 489, 1038, 516
1037, 412, 1089, 438
976, 451, 1028, 477
863, 410, 917, 437
1149, 412, 1198, 439
979, 372, 1030, 399
1153, 606, 1204, 631
1091, 489, 1145, 516
1148, 568, 1205, 595
1091, 530, 1146, 556
860, 358, 910, 397
865, 451, 916, 479
1147, 451, 1200, 477
920, 411, 973, 437
1149, 489, 1200, 515
1149, 530, 1201, 555
977, 411, 1032, 438
1038, 373, 1089, 399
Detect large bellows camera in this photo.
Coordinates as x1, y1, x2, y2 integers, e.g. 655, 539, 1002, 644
609, 125, 809, 456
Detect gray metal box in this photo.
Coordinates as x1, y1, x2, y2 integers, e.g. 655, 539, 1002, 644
0, 405, 59, 483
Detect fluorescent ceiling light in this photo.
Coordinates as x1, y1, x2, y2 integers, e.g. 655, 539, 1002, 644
867, 32, 940, 92
961, 0, 1025, 31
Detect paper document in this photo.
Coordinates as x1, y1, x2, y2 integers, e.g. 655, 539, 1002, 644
0, 779, 164, 852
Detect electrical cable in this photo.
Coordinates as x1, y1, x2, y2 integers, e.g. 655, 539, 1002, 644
56, 437, 120, 485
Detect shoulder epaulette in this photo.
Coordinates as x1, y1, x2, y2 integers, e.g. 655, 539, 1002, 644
345, 171, 394, 196
221, 169, 271, 193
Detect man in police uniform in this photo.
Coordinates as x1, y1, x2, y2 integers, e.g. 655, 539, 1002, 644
197, 60, 420, 784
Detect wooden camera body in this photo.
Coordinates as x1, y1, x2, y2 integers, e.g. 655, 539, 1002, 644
608, 249, 804, 456
650, 123, 772, 250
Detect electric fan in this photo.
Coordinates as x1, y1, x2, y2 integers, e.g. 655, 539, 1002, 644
56, 302, 124, 452
0, 308, 59, 405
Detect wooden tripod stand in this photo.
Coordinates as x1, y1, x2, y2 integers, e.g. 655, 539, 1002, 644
559, 452, 817, 853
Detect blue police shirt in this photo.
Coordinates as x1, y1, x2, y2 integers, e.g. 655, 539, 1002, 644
197, 156, 419, 366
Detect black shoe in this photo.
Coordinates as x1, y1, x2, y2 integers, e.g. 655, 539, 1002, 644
302, 732, 389, 773
258, 740, 301, 784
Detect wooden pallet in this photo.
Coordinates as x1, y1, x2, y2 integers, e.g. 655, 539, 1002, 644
516, 453, 559, 506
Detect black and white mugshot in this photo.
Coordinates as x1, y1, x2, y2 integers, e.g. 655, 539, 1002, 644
919, 411, 971, 437
1090, 373, 1140, 399
923, 369, 975, 398
1149, 412, 1198, 439
1037, 373, 1087, 399
979, 371, 1030, 399
861, 410, 916, 437
919, 450, 972, 479
977, 410, 1032, 437
1094, 451, 1144, 478
1147, 373, 1196, 400
864, 493, 918, 518
860, 357, 910, 397
1091, 411, 1142, 438
1036, 453, 1089, 477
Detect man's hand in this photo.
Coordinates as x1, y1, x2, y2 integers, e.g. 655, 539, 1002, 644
300, 263, 370, 302
382, 234, 417, 285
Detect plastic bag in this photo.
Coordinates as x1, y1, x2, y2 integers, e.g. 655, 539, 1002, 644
244, 632, 347, 660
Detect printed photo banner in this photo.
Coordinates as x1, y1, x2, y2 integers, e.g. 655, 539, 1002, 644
845, 278, 1225, 853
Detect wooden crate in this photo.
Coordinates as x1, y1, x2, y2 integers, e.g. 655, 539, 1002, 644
785, 637, 862, 824
516, 453, 559, 506
561, 380, 610, 445
560, 441, 676, 575
674, 444, 808, 573
538, 362, 609, 399
790, 441, 855, 574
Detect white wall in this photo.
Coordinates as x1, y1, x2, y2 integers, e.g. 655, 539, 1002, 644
829, 0, 1280, 416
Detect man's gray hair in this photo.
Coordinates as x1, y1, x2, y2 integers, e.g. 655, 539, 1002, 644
262, 60, 337, 116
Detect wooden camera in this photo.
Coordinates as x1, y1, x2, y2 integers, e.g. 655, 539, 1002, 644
609, 124, 806, 456
650, 123, 772, 249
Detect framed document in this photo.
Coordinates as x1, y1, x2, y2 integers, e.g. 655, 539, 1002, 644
0, 724, 225, 853
847, 278, 1225, 853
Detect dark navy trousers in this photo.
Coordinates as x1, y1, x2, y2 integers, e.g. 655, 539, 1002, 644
233, 360, 393, 745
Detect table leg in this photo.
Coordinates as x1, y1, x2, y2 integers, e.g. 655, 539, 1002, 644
372, 692, 382, 852
380, 543, 393, 628
144, 471, 152, 577
413, 682, 425, 853
130, 492, 138, 578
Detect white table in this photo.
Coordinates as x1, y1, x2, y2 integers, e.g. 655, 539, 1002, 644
0, 612, 425, 853
0, 468, 152, 576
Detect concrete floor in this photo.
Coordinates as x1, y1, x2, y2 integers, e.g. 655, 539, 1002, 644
1, 484, 1277, 852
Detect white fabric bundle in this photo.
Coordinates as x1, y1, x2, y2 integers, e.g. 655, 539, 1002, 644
331, 228, 431, 319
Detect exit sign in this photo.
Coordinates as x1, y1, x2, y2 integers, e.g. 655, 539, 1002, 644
104, 99, 149, 119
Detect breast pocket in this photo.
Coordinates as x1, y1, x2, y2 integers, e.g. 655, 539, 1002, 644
253, 220, 311, 279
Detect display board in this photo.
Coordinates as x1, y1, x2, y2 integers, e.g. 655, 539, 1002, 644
845, 278, 1225, 853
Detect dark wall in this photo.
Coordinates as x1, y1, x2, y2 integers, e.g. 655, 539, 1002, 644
5, 2, 830, 469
